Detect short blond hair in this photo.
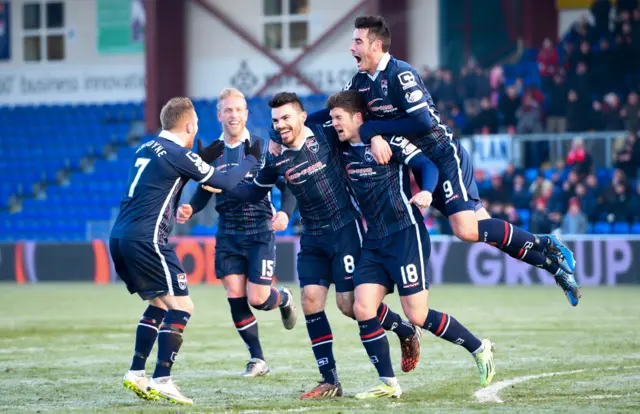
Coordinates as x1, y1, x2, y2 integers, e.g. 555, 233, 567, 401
160, 97, 195, 130
217, 87, 246, 111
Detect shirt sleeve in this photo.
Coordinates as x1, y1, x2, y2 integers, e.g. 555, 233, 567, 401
388, 136, 439, 192
167, 150, 216, 183
392, 67, 430, 116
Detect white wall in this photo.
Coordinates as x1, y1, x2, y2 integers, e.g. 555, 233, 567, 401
408, 0, 440, 70
186, 0, 367, 98
0, 0, 144, 105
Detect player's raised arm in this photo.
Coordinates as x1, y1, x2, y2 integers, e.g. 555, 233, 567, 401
387, 136, 439, 194
226, 159, 277, 202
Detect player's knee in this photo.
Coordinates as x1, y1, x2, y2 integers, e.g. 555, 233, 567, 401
248, 291, 269, 308
175, 296, 194, 315
353, 300, 377, 321
301, 295, 324, 315
338, 301, 355, 319
453, 224, 479, 242
406, 309, 428, 327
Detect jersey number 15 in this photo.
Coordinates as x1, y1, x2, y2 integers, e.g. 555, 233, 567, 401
128, 158, 151, 197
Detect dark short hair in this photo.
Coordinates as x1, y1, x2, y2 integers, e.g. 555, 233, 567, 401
268, 92, 305, 112
159, 97, 195, 130
326, 90, 367, 117
354, 15, 391, 52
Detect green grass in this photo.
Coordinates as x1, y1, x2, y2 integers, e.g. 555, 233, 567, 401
1, 284, 639, 413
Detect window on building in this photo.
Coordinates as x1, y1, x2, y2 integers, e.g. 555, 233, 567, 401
22, 1, 65, 62
263, 0, 308, 50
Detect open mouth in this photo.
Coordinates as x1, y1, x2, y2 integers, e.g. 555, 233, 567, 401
354, 55, 362, 65
279, 129, 292, 140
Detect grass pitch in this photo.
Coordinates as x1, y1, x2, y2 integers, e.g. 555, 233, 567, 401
1, 283, 639, 413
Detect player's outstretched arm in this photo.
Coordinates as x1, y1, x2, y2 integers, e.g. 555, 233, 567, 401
407, 153, 439, 194
188, 185, 214, 215
306, 109, 331, 124
200, 140, 263, 191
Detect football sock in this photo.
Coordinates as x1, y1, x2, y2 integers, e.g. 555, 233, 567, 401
305, 311, 338, 385
228, 297, 264, 361
251, 287, 288, 311
359, 317, 395, 379
478, 219, 547, 252
499, 243, 561, 275
423, 309, 483, 354
377, 303, 415, 340
130, 305, 166, 371
153, 310, 191, 378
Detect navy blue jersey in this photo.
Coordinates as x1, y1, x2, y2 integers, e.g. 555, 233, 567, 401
210, 131, 275, 235
111, 132, 218, 244
342, 135, 424, 239
345, 53, 456, 161
251, 125, 359, 235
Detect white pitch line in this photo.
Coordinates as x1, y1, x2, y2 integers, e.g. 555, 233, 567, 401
474, 365, 640, 404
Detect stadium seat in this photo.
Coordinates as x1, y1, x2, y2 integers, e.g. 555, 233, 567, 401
594, 221, 612, 234
612, 222, 630, 234
632, 223, 640, 234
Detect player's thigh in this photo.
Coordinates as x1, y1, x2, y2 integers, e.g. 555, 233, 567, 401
301, 284, 330, 315
246, 231, 277, 286
384, 224, 431, 297
109, 238, 136, 295
353, 281, 388, 321
475, 207, 492, 220
330, 219, 364, 294
215, 234, 249, 282
353, 245, 393, 320
297, 234, 332, 291
432, 147, 479, 220
399, 289, 430, 326
221, 274, 248, 298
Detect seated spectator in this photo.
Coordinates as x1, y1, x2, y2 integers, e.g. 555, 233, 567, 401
537, 37, 559, 91
562, 197, 589, 234
546, 73, 568, 133
510, 175, 531, 210
566, 138, 593, 177
498, 85, 521, 131
620, 91, 639, 133
530, 198, 554, 233
614, 133, 640, 178
516, 93, 544, 134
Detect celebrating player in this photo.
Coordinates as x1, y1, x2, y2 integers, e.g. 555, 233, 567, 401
326, 90, 495, 398
300, 15, 580, 306
227, 92, 421, 399
175, 88, 298, 377
110, 97, 263, 406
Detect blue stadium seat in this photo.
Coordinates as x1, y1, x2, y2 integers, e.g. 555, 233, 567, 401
612, 222, 630, 234
632, 223, 640, 234
594, 221, 612, 234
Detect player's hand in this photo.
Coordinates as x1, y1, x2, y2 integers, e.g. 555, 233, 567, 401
268, 139, 282, 156
176, 204, 193, 224
244, 139, 263, 160
201, 185, 222, 194
271, 211, 289, 231
371, 135, 392, 165
196, 138, 225, 163
409, 191, 433, 209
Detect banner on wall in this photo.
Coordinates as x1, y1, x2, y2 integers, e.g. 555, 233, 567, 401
97, 0, 145, 55
472, 134, 512, 174
0, 2, 10, 61
2, 237, 638, 286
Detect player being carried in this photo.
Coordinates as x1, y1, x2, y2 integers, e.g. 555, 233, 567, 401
175, 88, 298, 377
325, 90, 495, 398
296, 15, 580, 306
226, 92, 422, 399
110, 97, 263, 406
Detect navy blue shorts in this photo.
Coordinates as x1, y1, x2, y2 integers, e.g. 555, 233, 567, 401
109, 238, 189, 300
215, 231, 276, 285
297, 219, 363, 293
354, 223, 431, 296
431, 144, 482, 217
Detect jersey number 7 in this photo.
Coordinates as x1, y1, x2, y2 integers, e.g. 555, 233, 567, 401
128, 158, 151, 197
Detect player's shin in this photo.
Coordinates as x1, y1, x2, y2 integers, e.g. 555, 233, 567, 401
359, 317, 395, 380
423, 309, 482, 354
153, 310, 191, 379
131, 305, 166, 371
377, 303, 415, 340
228, 297, 264, 361
477, 218, 547, 254
305, 311, 338, 385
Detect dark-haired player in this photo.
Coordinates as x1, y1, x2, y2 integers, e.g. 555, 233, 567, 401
176, 88, 298, 378
110, 97, 262, 406
305, 15, 580, 306
227, 92, 421, 399
326, 90, 495, 398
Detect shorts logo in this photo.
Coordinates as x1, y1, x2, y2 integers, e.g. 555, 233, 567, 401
306, 137, 319, 153
398, 71, 417, 90
177, 273, 188, 290
381, 79, 388, 96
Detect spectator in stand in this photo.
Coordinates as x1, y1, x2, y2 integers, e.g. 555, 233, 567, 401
537, 38, 560, 91
591, 38, 614, 98
574, 182, 598, 220
621, 91, 639, 133
570, 62, 592, 101
590, 0, 612, 36
603, 180, 630, 222
502, 162, 517, 187
562, 197, 589, 234
615, 21, 636, 91
566, 138, 593, 177
627, 182, 640, 222
434, 70, 459, 107
510, 175, 531, 210
616, 0, 638, 17
602, 93, 625, 130
566, 90, 592, 132
449, 104, 468, 133
516, 93, 544, 134
503, 204, 523, 227
489, 65, 506, 107
498, 85, 520, 133
530, 198, 553, 233
546, 73, 568, 133
485, 175, 509, 204
471, 97, 499, 134
614, 132, 640, 178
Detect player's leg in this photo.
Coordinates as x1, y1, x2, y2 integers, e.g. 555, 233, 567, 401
352, 251, 402, 400
394, 224, 495, 387
216, 234, 268, 376
298, 237, 342, 399
111, 238, 163, 401
475, 208, 580, 306
246, 231, 296, 329
333, 219, 417, 341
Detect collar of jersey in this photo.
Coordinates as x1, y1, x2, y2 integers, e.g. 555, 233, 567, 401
217, 128, 251, 148
349, 142, 366, 147
281, 126, 315, 152
158, 130, 186, 147
360, 52, 391, 81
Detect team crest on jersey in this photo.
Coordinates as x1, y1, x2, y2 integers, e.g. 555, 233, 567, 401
364, 147, 375, 163
381, 79, 388, 96
177, 273, 188, 290
306, 137, 319, 153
